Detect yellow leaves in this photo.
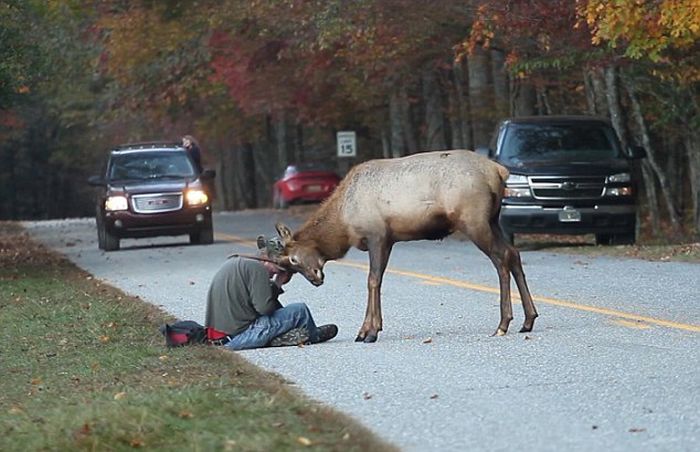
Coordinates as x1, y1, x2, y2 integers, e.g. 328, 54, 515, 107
581, 0, 700, 59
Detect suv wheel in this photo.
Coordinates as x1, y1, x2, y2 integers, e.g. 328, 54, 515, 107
190, 224, 214, 245
101, 223, 120, 251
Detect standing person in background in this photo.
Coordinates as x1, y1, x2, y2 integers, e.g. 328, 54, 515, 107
182, 135, 203, 174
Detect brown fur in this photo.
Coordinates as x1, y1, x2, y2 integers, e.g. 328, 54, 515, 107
275, 150, 537, 342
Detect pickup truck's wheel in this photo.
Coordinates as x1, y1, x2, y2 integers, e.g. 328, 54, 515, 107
101, 223, 120, 251
595, 234, 612, 245
502, 231, 515, 246
611, 232, 635, 245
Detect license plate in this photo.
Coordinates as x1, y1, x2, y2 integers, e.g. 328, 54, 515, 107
306, 185, 322, 193
558, 208, 581, 222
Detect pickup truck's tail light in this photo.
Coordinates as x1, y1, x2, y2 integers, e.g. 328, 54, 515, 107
105, 195, 128, 211
186, 189, 209, 206
605, 186, 633, 196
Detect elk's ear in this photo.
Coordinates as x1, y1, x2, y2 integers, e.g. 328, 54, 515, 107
275, 222, 294, 244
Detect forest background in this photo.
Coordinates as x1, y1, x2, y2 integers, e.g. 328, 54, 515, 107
1, 0, 698, 241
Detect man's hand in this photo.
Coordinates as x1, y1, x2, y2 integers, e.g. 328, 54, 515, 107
272, 270, 293, 287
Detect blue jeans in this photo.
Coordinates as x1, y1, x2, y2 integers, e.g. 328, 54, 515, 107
223, 303, 320, 350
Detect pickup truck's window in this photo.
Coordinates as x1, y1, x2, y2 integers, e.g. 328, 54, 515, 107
108, 151, 196, 180
501, 124, 621, 163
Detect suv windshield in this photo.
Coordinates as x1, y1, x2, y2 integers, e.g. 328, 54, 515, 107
501, 123, 621, 164
108, 151, 196, 181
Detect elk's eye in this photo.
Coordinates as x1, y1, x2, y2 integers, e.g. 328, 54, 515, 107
289, 255, 300, 266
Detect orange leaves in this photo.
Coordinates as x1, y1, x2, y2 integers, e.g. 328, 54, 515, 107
581, 0, 700, 61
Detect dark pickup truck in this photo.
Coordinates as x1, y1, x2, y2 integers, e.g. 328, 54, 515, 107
477, 116, 646, 245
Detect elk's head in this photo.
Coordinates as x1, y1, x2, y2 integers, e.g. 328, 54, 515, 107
274, 222, 326, 286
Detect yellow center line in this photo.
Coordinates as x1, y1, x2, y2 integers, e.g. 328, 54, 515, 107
215, 232, 700, 333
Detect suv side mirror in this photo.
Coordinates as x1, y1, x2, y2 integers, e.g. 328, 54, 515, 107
627, 145, 646, 159
88, 175, 105, 186
201, 169, 216, 180
475, 146, 493, 158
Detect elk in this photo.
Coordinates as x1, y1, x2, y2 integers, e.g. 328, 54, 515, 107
274, 150, 538, 342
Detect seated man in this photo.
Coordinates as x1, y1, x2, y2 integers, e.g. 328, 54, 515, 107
205, 235, 337, 350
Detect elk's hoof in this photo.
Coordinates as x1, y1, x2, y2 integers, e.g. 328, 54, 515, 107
491, 328, 507, 337
519, 325, 533, 333
363, 334, 378, 343
354, 334, 365, 342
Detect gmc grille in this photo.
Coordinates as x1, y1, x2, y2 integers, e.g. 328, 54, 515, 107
529, 176, 605, 199
132, 193, 183, 213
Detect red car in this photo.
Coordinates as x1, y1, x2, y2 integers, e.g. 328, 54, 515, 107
272, 163, 341, 208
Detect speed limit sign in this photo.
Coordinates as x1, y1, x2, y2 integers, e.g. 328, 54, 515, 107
337, 131, 356, 158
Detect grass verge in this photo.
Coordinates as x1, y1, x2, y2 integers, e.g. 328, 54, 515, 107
0, 222, 396, 452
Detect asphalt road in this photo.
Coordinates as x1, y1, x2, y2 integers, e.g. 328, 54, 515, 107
25, 210, 700, 452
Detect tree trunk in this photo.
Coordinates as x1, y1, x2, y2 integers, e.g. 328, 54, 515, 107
467, 46, 493, 146
586, 67, 609, 116
511, 77, 537, 116
453, 59, 472, 149
422, 66, 446, 150
274, 113, 288, 174
685, 132, 700, 233
389, 84, 406, 157
603, 66, 628, 149
641, 163, 661, 236
624, 78, 682, 236
491, 49, 509, 117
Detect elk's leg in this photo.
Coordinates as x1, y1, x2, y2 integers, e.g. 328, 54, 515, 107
462, 218, 513, 336
356, 237, 393, 343
501, 231, 538, 332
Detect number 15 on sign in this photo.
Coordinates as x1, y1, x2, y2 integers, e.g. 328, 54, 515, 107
337, 131, 356, 158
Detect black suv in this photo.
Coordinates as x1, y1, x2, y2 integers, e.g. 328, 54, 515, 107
88, 142, 216, 251
477, 116, 646, 245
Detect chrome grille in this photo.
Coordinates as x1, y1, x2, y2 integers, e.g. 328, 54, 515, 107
132, 193, 183, 213
529, 176, 605, 199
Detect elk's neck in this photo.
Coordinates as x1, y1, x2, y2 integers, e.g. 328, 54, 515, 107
295, 200, 350, 260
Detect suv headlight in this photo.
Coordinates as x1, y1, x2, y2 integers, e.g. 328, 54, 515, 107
186, 189, 209, 206
105, 195, 128, 211
607, 172, 631, 183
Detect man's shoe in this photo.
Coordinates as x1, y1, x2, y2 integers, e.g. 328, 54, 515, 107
269, 327, 310, 347
315, 324, 338, 343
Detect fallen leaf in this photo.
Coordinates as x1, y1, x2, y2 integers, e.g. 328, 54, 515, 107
179, 410, 193, 419
189, 280, 196, 285
158, 355, 169, 361
628, 428, 646, 433
130, 438, 144, 447
99, 335, 110, 343
297, 436, 312, 446
114, 392, 127, 400
422, 337, 433, 344
30, 378, 42, 385
430, 394, 439, 399
342, 432, 350, 440
9, 406, 24, 415
362, 392, 372, 400
271, 421, 285, 428
524, 335, 532, 340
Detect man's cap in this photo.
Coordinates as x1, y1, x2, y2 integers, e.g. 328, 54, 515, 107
257, 235, 285, 258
